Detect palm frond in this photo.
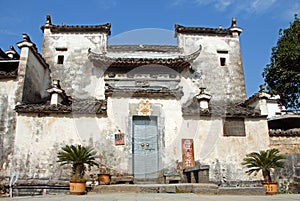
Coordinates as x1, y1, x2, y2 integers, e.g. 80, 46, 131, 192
241, 149, 286, 182
57, 144, 99, 180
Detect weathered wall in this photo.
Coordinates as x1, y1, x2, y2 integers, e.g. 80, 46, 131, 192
270, 136, 300, 154
271, 136, 300, 192
275, 154, 300, 193
23, 50, 50, 103
108, 96, 269, 184
177, 33, 246, 104
12, 98, 270, 184
0, 79, 18, 179
170, 117, 270, 183
12, 113, 111, 181
16, 46, 51, 104
42, 31, 107, 99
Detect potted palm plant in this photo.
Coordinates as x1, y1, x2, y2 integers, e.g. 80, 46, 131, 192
57, 144, 98, 195
241, 148, 285, 194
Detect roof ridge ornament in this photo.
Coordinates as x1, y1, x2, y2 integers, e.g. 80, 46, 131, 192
180, 44, 202, 63
46, 15, 52, 25
231, 17, 237, 28
229, 17, 243, 36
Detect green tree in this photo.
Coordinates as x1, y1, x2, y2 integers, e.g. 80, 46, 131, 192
57, 144, 99, 181
263, 15, 300, 110
241, 149, 285, 182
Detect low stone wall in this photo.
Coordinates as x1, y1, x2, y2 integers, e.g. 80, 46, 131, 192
274, 154, 300, 193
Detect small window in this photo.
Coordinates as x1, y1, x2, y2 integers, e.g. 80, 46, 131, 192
217, 50, 228, 54
56, 48, 68, 52
57, 55, 64, 64
223, 117, 245, 136
220, 57, 226, 66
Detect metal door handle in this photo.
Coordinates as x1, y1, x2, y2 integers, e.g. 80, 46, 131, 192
141, 143, 145, 148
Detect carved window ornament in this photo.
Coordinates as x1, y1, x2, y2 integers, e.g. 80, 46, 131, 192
137, 100, 152, 115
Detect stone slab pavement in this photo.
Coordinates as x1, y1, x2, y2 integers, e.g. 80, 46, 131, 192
2, 193, 300, 201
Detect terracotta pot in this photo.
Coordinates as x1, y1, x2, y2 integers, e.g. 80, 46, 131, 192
98, 173, 111, 185
262, 182, 278, 195
69, 180, 86, 195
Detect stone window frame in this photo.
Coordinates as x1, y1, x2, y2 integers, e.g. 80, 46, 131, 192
57, 55, 64, 64
223, 117, 246, 137
217, 50, 228, 67
56, 48, 67, 65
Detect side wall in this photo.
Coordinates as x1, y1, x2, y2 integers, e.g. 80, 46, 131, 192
12, 114, 110, 182
16, 46, 51, 104
177, 33, 246, 104
42, 31, 108, 99
175, 117, 270, 183
271, 136, 300, 192
22, 50, 50, 103
0, 79, 18, 180
12, 97, 270, 185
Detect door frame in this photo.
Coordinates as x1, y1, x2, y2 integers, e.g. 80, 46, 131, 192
128, 114, 164, 183
132, 115, 158, 181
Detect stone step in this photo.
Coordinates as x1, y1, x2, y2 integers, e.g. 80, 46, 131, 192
91, 183, 218, 194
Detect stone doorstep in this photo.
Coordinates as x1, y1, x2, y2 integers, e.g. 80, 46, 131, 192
91, 184, 266, 195
111, 176, 134, 184
91, 183, 219, 194
217, 187, 266, 195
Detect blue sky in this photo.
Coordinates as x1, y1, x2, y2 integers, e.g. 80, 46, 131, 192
0, 0, 299, 97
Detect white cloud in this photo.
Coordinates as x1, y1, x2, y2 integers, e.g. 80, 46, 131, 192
0, 17, 22, 25
250, 0, 278, 14
171, 0, 186, 6
93, 0, 117, 9
0, 29, 19, 36
284, 2, 300, 20
172, 0, 283, 15
194, 0, 235, 9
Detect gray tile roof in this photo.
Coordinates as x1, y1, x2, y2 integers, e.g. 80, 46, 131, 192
0, 60, 19, 78
269, 128, 300, 137
107, 45, 181, 53
175, 24, 231, 36
182, 98, 261, 117
88, 50, 191, 69
15, 99, 107, 114
41, 23, 111, 35
105, 85, 183, 98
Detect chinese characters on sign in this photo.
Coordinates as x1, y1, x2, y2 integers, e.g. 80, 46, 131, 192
182, 139, 195, 169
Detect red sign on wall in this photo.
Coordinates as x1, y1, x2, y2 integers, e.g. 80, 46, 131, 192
182, 139, 195, 169
115, 133, 125, 145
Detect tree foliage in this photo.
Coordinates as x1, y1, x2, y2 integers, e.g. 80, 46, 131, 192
241, 149, 285, 182
263, 15, 300, 110
57, 144, 98, 180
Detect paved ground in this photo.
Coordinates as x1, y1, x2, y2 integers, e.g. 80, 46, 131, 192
2, 193, 299, 201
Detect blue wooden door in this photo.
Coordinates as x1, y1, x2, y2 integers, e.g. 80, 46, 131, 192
133, 116, 158, 181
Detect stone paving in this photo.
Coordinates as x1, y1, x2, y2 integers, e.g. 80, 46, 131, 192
1, 193, 300, 201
